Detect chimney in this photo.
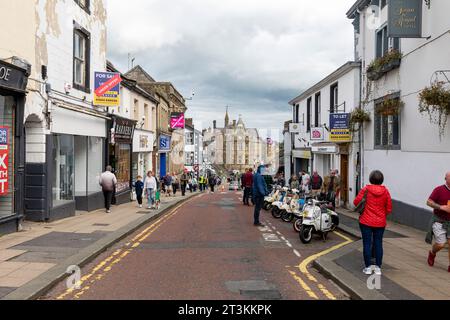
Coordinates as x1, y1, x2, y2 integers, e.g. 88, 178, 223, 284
213, 120, 217, 129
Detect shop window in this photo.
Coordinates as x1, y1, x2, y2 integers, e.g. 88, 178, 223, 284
112, 144, 131, 193
88, 137, 103, 194
52, 134, 75, 207
0, 96, 15, 218
73, 25, 90, 92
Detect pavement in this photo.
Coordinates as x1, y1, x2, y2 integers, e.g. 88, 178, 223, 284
0, 191, 200, 300
314, 208, 450, 300
42, 190, 352, 300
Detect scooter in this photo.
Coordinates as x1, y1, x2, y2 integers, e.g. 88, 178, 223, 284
299, 199, 339, 244
264, 185, 281, 211
292, 195, 310, 232
280, 189, 300, 222
271, 187, 290, 219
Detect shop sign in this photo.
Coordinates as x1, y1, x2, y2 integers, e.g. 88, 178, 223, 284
388, 0, 422, 38
113, 117, 135, 144
310, 127, 324, 141
94, 72, 122, 107
330, 113, 351, 142
312, 145, 339, 154
0, 127, 9, 196
0, 61, 28, 92
170, 113, 185, 130
159, 134, 171, 152
289, 123, 302, 133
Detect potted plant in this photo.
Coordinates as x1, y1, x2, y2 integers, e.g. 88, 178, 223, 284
349, 108, 371, 132
419, 82, 450, 138
366, 49, 403, 81
376, 96, 404, 116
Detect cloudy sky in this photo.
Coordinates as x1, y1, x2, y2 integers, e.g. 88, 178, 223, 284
106, 0, 356, 132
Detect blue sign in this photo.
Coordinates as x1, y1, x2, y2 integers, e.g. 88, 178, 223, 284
330, 113, 351, 142
159, 134, 171, 152
0, 127, 8, 145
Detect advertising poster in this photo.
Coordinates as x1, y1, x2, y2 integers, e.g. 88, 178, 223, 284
170, 113, 185, 129
94, 72, 122, 107
0, 127, 9, 196
330, 113, 351, 142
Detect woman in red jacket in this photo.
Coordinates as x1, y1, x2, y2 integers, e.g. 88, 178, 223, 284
354, 170, 392, 276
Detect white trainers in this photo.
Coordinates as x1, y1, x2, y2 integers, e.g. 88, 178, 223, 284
106, 210, 111, 214
373, 266, 382, 275
139, 205, 142, 208
363, 267, 373, 275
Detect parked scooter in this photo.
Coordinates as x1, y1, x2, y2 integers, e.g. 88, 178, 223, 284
263, 185, 281, 211
271, 187, 290, 219
280, 189, 300, 222
299, 199, 339, 244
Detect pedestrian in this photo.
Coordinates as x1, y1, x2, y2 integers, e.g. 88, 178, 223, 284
172, 172, 179, 196
321, 170, 341, 210
311, 171, 323, 197
163, 173, 173, 197
134, 175, 144, 208
354, 170, 392, 275
191, 176, 198, 192
144, 171, 157, 209
252, 165, 269, 227
180, 169, 189, 196
426, 172, 450, 273
99, 166, 117, 213
243, 168, 254, 206
209, 175, 216, 193
290, 175, 300, 190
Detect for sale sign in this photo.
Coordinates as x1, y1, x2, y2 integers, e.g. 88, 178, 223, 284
170, 113, 185, 129
94, 72, 122, 107
0, 127, 9, 196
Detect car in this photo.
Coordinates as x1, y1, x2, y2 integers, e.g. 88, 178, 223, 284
228, 180, 241, 191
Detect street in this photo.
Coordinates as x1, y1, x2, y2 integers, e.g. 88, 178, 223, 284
42, 191, 352, 300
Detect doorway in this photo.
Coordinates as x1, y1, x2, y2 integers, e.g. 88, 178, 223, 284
340, 154, 349, 205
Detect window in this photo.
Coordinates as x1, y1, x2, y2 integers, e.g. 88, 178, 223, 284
185, 132, 194, 145
185, 152, 194, 166
74, 0, 90, 13
52, 134, 75, 207
295, 104, 299, 123
315, 93, 321, 127
374, 99, 401, 149
376, 25, 400, 58
0, 95, 15, 218
73, 25, 90, 92
381, 0, 387, 9
306, 97, 312, 132
330, 83, 338, 113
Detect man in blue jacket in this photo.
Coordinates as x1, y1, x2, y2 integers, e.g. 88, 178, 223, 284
252, 165, 269, 226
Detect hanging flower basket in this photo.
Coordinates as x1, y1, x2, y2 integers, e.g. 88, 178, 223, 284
419, 82, 450, 138
349, 108, 371, 132
376, 95, 404, 116
366, 49, 402, 81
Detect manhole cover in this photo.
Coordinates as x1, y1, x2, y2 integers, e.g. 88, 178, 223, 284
240, 290, 282, 300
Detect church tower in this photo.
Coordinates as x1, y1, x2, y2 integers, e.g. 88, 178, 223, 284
225, 106, 230, 127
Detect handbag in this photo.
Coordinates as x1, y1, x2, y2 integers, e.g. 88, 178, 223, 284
354, 189, 369, 215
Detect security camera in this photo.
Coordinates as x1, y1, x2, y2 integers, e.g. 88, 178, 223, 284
142, 116, 146, 121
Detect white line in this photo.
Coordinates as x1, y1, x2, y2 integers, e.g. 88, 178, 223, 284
286, 242, 293, 248
280, 236, 287, 241
293, 250, 301, 257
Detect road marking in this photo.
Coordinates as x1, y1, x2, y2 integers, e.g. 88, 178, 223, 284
262, 233, 281, 242
293, 250, 301, 257
56, 197, 197, 300
287, 269, 319, 300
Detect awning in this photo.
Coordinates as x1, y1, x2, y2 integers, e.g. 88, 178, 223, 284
292, 149, 312, 160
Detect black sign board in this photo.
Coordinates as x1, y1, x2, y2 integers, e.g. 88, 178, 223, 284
0, 60, 28, 93
388, 0, 423, 38
113, 117, 136, 144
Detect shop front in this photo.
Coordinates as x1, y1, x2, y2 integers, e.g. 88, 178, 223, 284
0, 59, 29, 234
132, 129, 154, 180
108, 115, 136, 205
158, 133, 171, 178
292, 149, 311, 176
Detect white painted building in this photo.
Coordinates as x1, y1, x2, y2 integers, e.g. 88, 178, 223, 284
184, 119, 203, 174
347, 0, 450, 230
289, 62, 361, 206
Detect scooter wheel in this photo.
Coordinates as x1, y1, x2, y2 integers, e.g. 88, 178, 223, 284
299, 225, 313, 244
271, 207, 281, 219
281, 211, 294, 223
293, 218, 303, 233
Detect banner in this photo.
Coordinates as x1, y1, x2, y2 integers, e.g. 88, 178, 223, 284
94, 72, 122, 107
0, 127, 9, 196
170, 113, 185, 129
330, 113, 351, 142
388, 0, 422, 38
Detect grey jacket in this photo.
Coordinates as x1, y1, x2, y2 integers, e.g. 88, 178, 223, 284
99, 171, 117, 192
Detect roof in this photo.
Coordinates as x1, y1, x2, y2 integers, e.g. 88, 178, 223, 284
126, 65, 156, 83
346, 0, 371, 19
289, 61, 361, 106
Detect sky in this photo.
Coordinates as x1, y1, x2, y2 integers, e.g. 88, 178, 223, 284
106, 0, 356, 132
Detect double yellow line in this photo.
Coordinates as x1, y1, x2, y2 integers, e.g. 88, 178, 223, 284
57, 197, 198, 300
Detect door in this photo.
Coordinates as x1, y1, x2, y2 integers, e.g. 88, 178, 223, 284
160, 153, 166, 177
340, 154, 349, 205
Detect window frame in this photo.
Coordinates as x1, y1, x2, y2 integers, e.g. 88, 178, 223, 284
314, 92, 321, 128
376, 24, 400, 59
330, 83, 338, 114
374, 93, 402, 150
306, 97, 312, 133
73, 22, 91, 93
74, 0, 91, 14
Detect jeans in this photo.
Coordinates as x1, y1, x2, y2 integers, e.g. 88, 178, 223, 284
146, 188, 155, 206
103, 190, 113, 210
360, 223, 385, 268
136, 191, 143, 205
181, 183, 187, 196
243, 187, 252, 205
253, 195, 264, 225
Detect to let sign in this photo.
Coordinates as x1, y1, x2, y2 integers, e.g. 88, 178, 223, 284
94, 72, 122, 107
330, 113, 351, 142
388, 0, 423, 38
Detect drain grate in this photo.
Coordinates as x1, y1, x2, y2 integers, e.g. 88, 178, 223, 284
240, 289, 282, 300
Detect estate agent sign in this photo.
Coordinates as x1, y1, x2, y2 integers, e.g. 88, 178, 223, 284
94, 72, 122, 107
388, 0, 423, 38
329, 113, 351, 142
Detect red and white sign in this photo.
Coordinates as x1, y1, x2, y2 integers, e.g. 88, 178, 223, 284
0, 148, 8, 196
170, 113, 185, 129
310, 127, 324, 141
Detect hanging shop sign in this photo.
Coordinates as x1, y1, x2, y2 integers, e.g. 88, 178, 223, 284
170, 113, 185, 130
289, 123, 302, 133
311, 145, 339, 154
310, 127, 324, 141
0, 60, 28, 93
0, 127, 9, 196
159, 134, 171, 152
329, 113, 351, 142
94, 72, 122, 107
112, 117, 136, 144
387, 0, 423, 38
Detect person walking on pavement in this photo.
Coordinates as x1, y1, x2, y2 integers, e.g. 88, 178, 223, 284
180, 169, 189, 196
99, 166, 117, 213
163, 173, 173, 197
172, 172, 179, 196
426, 172, 450, 273
252, 165, 268, 227
354, 170, 392, 276
209, 174, 216, 193
144, 171, 157, 209
242, 168, 254, 206
322, 170, 341, 210
134, 175, 144, 208
311, 171, 323, 197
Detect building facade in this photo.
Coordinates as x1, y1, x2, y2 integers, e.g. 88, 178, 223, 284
289, 62, 361, 206
347, 0, 450, 230
184, 118, 203, 174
